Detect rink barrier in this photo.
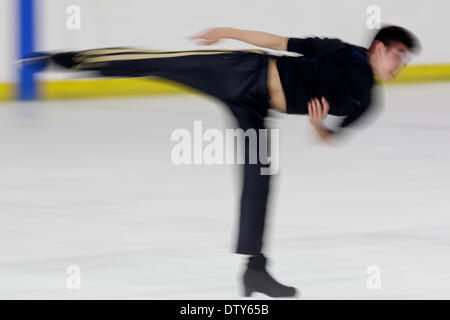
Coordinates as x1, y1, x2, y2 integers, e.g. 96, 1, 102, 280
0, 83, 15, 101
1, 63, 450, 101
41, 78, 200, 100
381, 63, 450, 84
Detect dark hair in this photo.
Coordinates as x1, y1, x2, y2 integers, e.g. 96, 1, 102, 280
372, 25, 421, 54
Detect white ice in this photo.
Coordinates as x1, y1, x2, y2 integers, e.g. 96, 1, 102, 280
0, 82, 449, 299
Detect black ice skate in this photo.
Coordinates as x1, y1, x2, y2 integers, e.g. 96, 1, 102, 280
20, 51, 78, 71
50, 52, 78, 69
242, 254, 298, 298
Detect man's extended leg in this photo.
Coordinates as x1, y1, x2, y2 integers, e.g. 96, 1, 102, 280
50, 48, 269, 111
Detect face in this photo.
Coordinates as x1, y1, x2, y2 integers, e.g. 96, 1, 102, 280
371, 41, 411, 81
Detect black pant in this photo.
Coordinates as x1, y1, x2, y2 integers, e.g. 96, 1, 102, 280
69, 48, 274, 255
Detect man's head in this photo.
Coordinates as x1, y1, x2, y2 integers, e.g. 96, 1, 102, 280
368, 25, 421, 81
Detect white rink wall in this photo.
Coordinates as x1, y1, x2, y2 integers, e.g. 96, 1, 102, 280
0, 0, 14, 83
1, 0, 449, 82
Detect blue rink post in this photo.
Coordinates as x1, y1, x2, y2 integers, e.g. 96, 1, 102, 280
18, 0, 37, 100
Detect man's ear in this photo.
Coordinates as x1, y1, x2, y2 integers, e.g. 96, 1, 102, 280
371, 40, 385, 55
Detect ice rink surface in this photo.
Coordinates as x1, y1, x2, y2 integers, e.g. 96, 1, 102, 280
0, 82, 449, 299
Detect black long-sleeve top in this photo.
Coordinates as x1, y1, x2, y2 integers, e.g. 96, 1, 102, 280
275, 36, 378, 133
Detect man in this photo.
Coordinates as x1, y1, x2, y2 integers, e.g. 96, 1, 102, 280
28, 24, 420, 298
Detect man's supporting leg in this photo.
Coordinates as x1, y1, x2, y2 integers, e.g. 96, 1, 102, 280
225, 100, 297, 298
232, 107, 270, 255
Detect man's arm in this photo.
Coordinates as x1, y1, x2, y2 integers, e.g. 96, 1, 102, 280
310, 93, 379, 142
188, 27, 288, 51
333, 89, 379, 134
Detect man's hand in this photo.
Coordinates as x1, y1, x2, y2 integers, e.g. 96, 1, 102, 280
188, 27, 227, 46
307, 97, 330, 125
307, 97, 335, 144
